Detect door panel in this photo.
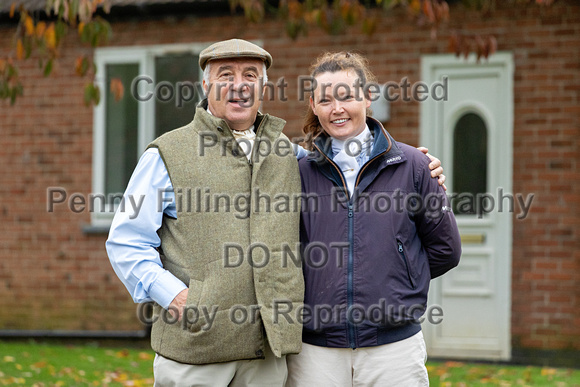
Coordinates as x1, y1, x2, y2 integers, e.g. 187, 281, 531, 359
420, 53, 514, 360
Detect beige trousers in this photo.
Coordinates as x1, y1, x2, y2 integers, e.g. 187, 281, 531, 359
153, 345, 287, 387
286, 331, 429, 387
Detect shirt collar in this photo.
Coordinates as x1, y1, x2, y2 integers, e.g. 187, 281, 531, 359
206, 106, 255, 133
331, 124, 372, 156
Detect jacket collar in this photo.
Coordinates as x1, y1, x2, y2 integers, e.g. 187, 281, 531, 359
307, 117, 407, 200
309, 117, 405, 166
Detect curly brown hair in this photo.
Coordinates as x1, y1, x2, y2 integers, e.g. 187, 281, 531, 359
302, 51, 377, 150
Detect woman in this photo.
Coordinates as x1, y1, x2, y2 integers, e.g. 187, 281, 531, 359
286, 52, 462, 386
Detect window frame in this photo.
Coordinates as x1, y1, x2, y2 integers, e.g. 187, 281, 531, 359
91, 43, 209, 227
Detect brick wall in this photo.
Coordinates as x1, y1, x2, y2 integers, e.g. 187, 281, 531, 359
0, 0, 578, 353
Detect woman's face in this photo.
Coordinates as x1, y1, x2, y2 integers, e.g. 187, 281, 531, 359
309, 69, 371, 141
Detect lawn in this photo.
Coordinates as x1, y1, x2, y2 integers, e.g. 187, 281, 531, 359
0, 340, 578, 386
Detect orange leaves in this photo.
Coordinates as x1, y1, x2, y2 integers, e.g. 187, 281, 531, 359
44, 23, 57, 50
406, 0, 450, 39
35, 21, 47, 38
16, 39, 25, 60
448, 31, 497, 62
24, 15, 35, 36
280, 0, 378, 38
229, 0, 265, 24
137, 352, 153, 361
4, 0, 112, 106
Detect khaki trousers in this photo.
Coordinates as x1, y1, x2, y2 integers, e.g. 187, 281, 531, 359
154, 345, 287, 387
286, 331, 429, 387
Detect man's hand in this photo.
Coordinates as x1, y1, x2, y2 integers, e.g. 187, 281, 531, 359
168, 288, 188, 322
417, 147, 446, 191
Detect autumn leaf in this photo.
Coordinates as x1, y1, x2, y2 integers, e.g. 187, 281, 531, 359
44, 24, 57, 50
16, 39, 24, 60
36, 21, 47, 38
541, 367, 557, 376
24, 14, 35, 36
116, 349, 130, 358
444, 361, 465, 368
9, 2, 16, 18
138, 352, 153, 361
75, 56, 90, 76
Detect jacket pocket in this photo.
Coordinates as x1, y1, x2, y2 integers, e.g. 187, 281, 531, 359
397, 239, 416, 290
183, 279, 206, 332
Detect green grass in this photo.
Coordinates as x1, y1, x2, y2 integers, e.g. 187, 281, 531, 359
0, 341, 579, 386
427, 360, 580, 386
0, 341, 154, 386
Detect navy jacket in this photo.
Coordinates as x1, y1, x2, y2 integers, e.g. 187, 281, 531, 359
298, 118, 461, 349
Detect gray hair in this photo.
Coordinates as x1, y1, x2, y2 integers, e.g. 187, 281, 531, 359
203, 62, 268, 95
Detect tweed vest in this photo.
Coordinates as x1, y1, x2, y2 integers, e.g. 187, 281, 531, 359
147, 102, 303, 365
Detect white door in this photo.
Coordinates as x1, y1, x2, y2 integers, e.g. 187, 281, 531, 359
420, 53, 514, 360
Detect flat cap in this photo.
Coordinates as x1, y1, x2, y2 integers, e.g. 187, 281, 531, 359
199, 39, 272, 70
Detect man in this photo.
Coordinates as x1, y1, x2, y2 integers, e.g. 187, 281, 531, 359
106, 39, 445, 386
107, 39, 304, 386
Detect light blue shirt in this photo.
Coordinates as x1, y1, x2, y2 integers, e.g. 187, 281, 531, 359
330, 125, 374, 168
106, 143, 310, 309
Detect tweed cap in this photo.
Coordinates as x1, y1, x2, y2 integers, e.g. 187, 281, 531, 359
199, 39, 272, 70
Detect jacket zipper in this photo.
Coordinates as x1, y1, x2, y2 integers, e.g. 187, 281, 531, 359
347, 202, 356, 348
397, 240, 416, 289
313, 143, 393, 349
314, 145, 357, 347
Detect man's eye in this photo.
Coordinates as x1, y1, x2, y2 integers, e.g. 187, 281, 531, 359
318, 99, 330, 104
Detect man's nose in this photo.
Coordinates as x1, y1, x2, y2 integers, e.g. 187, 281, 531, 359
228, 75, 251, 93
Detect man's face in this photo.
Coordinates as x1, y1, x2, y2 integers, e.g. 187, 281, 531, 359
203, 58, 265, 131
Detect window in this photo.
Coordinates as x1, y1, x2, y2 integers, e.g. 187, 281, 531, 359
452, 112, 488, 216
92, 44, 207, 226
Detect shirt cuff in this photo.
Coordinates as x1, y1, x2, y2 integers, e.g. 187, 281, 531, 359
148, 271, 188, 309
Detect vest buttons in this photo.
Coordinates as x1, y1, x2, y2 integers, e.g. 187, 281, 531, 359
232, 149, 240, 157
217, 126, 224, 133
255, 349, 264, 357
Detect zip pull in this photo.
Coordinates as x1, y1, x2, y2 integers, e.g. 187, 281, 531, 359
398, 241, 404, 253
348, 204, 354, 218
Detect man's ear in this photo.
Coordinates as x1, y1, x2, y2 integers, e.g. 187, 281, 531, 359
202, 79, 208, 95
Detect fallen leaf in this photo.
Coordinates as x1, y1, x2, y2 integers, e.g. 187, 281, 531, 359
116, 349, 130, 358
138, 352, 153, 360
541, 367, 557, 376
